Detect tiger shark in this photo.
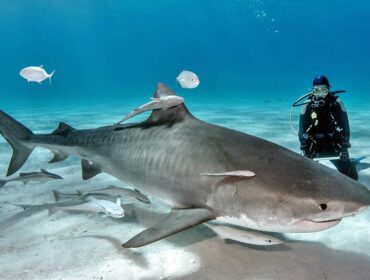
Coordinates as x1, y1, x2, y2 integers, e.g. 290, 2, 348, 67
0, 83, 369, 248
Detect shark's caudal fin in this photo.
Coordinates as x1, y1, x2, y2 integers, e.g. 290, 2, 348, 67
0, 111, 34, 176
0, 180, 7, 189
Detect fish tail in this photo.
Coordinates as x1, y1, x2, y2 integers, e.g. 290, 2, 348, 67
0, 111, 35, 176
48, 207, 58, 216
0, 180, 7, 189
49, 70, 55, 85
52, 190, 62, 201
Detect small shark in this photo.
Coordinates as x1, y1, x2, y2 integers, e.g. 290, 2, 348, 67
53, 185, 150, 204
0, 83, 369, 248
16, 197, 124, 218
0, 169, 63, 189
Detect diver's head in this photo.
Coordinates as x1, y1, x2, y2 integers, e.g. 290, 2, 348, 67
313, 75, 331, 88
311, 75, 331, 107
312, 75, 330, 96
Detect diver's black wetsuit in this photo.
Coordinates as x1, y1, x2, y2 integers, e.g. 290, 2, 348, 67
298, 93, 358, 180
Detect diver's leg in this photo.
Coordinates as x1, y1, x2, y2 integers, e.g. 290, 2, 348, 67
331, 159, 359, 181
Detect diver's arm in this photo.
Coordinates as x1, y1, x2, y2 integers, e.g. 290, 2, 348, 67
298, 104, 311, 144
333, 98, 350, 146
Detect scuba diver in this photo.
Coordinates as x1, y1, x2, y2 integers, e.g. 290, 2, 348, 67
293, 75, 358, 180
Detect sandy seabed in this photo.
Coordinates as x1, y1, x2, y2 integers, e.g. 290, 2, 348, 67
0, 101, 369, 280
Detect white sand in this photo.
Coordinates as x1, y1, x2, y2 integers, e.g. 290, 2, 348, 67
0, 103, 369, 280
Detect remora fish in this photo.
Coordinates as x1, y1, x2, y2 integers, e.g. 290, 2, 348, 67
0, 169, 63, 189
206, 223, 284, 246
19, 66, 55, 84
16, 197, 124, 218
0, 83, 369, 248
114, 95, 184, 125
52, 185, 150, 203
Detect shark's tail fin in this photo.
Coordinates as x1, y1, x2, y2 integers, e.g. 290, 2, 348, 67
0, 111, 35, 176
0, 180, 7, 189
49, 70, 55, 85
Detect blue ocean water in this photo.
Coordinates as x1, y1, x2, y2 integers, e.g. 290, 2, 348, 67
1, 0, 370, 107
1, 1, 370, 280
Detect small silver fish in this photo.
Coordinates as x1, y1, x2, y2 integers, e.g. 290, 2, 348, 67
19, 65, 55, 84
176, 70, 200, 89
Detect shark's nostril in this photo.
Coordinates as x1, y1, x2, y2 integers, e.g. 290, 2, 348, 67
319, 203, 328, 211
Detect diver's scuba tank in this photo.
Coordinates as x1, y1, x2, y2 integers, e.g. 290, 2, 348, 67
290, 90, 346, 135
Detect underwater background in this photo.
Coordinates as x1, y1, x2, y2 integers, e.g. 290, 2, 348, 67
1, 0, 370, 107
1, 1, 370, 280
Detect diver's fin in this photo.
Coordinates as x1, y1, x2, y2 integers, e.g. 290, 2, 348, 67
49, 150, 68, 163
351, 156, 367, 163
122, 208, 215, 248
206, 224, 284, 246
81, 159, 102, 180
0, 111, 35, 176
51, 122, 75, 137
146, 83, 193, 123
0, 180, 7, 189
200, 170, 256, 178
350, 156, 370, 172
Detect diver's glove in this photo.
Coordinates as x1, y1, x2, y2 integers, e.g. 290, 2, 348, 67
339, 148, 350, 161
301, 144, 314, 159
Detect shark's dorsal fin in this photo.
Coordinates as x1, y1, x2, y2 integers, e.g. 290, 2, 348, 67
81, 159, 102, 180
40, 168, 51, 175
51, 122, 75, 137
146, 82, 194, 123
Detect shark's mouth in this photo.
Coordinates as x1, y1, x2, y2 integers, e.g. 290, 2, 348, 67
292, 218, 342, 233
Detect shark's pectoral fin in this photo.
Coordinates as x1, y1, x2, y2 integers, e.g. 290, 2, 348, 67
122, 208, 215, 248
200, 170, 256, 178
206, 224, 284, 246
81, 159, 102, 180
49, 150, 68, 163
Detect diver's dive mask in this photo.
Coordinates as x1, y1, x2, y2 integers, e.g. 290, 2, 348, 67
311, 85, 329, 108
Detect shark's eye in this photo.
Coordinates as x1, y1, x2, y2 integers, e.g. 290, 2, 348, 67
319, 203, 328, 211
